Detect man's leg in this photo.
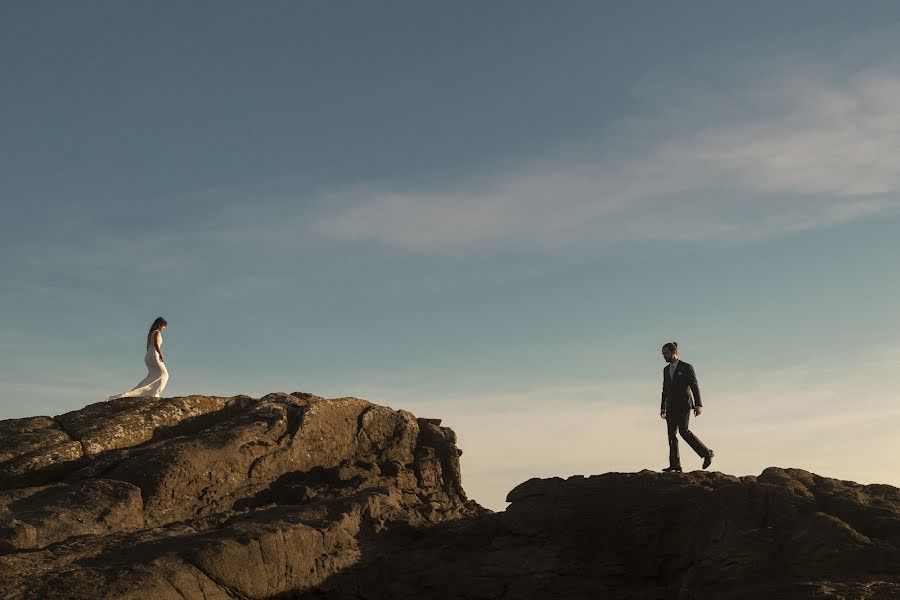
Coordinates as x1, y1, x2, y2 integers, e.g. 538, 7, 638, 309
677, 410, 711, 459
666, 416, 681, 468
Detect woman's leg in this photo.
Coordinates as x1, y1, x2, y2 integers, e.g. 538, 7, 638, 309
154, 362, 169, 398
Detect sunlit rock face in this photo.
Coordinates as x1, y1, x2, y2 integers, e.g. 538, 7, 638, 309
0, 393, 483, 599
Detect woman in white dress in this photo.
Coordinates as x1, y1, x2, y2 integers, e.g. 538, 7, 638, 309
107, 317, 169, 400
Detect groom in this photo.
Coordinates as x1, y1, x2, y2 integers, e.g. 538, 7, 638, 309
660, 341, 714, 472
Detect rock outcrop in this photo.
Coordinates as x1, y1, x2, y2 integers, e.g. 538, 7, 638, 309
3, 394, 900, 599
0, 393, 482, 599
304, 469, 900, 599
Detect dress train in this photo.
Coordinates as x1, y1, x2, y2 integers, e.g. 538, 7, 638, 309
107, 345, 169, 400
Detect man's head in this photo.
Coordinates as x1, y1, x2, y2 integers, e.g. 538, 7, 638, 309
661, 341, 678, 363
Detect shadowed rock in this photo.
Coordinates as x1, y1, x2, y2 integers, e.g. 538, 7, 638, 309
299, 468, 900, 600
0, 417, 84, 489
0, 479, 143, 552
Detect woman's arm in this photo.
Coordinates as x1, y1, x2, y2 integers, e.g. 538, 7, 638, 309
155, 330, 164, 362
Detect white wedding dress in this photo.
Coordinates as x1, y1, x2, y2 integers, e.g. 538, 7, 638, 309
107, 331, 169, 400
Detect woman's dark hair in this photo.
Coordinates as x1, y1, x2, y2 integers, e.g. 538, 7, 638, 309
147, 317, 168, 348
662, 341, 678, 352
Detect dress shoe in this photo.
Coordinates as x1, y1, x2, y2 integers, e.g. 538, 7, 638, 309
661, 466, 682, 472
702, 450, 714, 470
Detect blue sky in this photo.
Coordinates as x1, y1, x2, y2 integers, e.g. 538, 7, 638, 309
3, 2, 900, 510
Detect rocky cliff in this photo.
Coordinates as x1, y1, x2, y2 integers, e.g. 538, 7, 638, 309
0, 393, 482, 599
2, 394, 899, 599
305, 469, 900, 599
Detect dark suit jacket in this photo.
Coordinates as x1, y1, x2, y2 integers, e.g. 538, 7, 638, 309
661, 361, 702, 413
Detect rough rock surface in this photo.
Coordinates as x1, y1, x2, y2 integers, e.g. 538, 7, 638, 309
302, 469, 900, 600
4, 395, 900, 600
0, 393, 482, 599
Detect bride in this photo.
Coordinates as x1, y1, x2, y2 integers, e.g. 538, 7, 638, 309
107, 317, 169, 400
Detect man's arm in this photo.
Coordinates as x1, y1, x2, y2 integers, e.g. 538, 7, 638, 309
687, 364, 701, 408
660, 369, 667, 413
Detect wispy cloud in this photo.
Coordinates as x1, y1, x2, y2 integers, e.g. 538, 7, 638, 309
303, 61, 900, 253
703, 72, 900, 196
12, 53, 900, 281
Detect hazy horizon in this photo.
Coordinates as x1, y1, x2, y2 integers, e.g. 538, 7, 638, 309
3, 2, 900, 511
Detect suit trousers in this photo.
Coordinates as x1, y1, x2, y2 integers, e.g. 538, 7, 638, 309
666, 407, 710, 468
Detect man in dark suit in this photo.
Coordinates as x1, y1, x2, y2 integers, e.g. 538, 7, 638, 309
660, 341, 714, 472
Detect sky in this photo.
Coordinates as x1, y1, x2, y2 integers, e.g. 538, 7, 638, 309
2, 2, 900, 511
